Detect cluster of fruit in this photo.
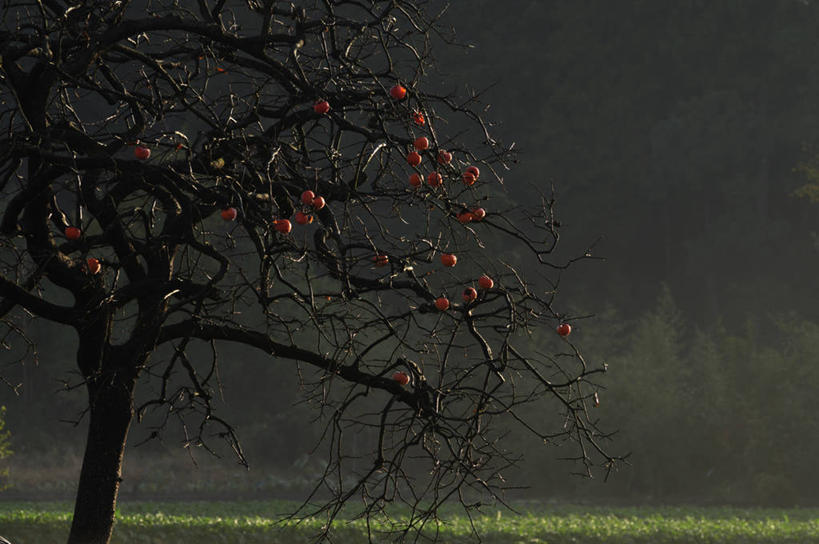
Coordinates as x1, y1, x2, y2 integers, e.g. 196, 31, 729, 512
384, 84, 573, 384
313, 83, 409, 118
294, 190, 325, 225
62, 226, 102, 275
218, 189, 327, 233
98, 82, 573, 387
431, 273, 495, 312
406, 140, 481, 197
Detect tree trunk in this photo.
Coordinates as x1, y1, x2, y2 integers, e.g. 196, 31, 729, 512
68, 325, 138, 544
67, 374, 136, 544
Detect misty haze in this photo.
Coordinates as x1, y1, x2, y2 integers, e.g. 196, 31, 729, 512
0, 1, 817, 543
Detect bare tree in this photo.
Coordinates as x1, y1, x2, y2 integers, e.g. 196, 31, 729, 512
0, 1, 621, 543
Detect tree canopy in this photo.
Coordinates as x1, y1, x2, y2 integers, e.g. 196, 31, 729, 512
0, 2, 617, 543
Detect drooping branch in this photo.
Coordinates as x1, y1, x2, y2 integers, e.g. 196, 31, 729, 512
156, 319, 436, 414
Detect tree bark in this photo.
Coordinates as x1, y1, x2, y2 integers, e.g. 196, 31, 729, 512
67, 326, 138, 544
67, 373, 136, 544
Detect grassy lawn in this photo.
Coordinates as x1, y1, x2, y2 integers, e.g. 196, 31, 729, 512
1, 500, 818, 543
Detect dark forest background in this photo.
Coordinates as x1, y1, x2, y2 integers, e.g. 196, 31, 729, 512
2, 0, 819, 507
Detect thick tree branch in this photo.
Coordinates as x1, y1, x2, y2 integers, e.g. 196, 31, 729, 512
156, 319, 431, 411
0, 274, 75, 323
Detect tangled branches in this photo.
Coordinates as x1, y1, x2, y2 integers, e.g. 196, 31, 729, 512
0, 1, 622, 542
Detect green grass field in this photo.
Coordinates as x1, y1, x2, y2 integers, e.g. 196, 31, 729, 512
1, 500, 818, 543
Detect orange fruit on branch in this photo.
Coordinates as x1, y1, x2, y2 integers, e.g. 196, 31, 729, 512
301, 190, 315, 205
392, 371, 410, 385
441, 253, 457, 267
413, 137, 429, 151
274, 219, 292, 234
390, 84, 407, 100
87, 258, 101, 275
462, 287, 478, 302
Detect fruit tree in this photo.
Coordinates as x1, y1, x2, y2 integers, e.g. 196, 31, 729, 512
0, 2, 620, 543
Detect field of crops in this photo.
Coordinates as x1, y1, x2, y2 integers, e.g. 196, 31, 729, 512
1, 500, 818, 543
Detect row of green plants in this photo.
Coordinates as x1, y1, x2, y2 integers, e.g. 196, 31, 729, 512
2, 501, 818, 543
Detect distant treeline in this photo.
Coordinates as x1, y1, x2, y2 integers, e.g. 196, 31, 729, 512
2, 287, 818, 506
512, 287, 819, 506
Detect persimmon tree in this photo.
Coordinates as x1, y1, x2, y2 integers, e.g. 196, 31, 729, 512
0, 1, 620, 543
